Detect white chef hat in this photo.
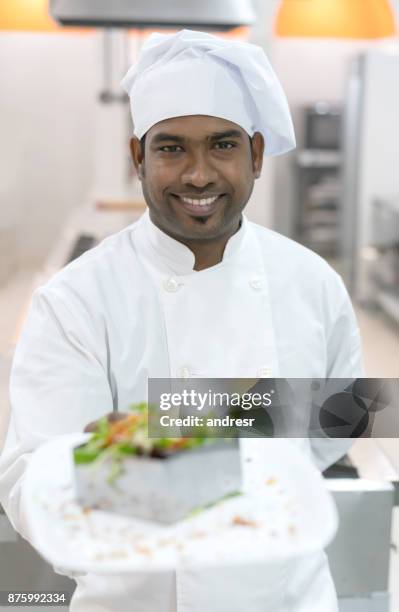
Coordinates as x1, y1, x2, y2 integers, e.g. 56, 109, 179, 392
121, 29, 296, 157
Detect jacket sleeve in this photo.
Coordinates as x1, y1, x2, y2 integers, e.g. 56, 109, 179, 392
309, 273, 365, 472
0, 286, 114, 542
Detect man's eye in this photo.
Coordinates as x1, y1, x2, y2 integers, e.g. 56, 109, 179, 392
214, 142, 236, 150
159, 145, 183, 153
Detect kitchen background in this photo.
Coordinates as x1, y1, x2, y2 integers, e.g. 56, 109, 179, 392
0, 1, 399, 611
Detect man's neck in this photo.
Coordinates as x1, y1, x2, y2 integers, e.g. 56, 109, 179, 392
183, 218, 242, 271
189, 239, 227, 271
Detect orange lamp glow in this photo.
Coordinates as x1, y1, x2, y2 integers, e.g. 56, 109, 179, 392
275, 0, 397, 39
0, 0, 91, 33
0, 0, 60, 32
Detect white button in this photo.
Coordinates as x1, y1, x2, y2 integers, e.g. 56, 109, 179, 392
177, 366, 191, 379
258, 366, 272, 378
163, 277, 180, 292
249, 276, 263, 290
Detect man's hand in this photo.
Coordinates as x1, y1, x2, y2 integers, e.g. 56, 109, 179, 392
83, 411, 129, 433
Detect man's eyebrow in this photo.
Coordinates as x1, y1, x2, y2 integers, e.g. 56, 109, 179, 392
150, 129, 244, 145
151, 133, 185, 144
210, 130, 244, 140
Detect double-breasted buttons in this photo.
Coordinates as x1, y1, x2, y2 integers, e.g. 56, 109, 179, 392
163, 277, 181, 292
249, 276, 263, 290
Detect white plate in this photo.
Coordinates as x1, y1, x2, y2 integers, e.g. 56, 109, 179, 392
21, 434, 338, 574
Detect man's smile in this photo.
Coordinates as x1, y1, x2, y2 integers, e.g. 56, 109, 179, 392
170, 193, 226, 217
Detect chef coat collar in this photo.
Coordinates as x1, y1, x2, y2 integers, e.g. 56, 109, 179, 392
140, 208, 248, 275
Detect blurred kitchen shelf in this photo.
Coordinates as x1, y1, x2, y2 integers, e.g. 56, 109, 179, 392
294, 148, 342, 257
302, 210, 338, 225
296, 149, 341, 168
372, 198, 399, 249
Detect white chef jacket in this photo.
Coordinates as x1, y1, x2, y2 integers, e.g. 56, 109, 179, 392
0, 209, 363, 612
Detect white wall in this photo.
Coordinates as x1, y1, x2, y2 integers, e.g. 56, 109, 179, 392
0, 32, 98, 279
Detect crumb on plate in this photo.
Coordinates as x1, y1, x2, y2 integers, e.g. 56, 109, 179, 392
232, 515, 259, 528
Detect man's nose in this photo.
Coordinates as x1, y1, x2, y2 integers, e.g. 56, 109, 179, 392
181, 151, 218, 187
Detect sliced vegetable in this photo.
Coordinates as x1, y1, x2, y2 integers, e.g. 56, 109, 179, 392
75, 403, 210, 465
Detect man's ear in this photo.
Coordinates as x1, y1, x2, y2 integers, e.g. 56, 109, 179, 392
129, 137, 144, 179
250, 132, 264, 178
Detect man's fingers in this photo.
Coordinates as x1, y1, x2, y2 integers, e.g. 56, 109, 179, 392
83, 411, 129, 433
83, 421, 99, 433
107, 412, 129, 422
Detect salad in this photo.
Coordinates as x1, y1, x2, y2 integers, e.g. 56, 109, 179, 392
74, 403, 209, 466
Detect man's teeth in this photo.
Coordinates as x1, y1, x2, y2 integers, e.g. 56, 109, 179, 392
180, 196, 219, 206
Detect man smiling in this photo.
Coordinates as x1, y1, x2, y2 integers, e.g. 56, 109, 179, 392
131, 116, 263, 270
0, 29, 363, 612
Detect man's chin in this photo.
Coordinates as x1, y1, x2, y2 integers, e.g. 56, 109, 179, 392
149, 205, 238, 242
173, 214, 228, 241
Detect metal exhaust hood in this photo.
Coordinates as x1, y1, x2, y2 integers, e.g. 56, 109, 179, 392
49, 0, 256, 30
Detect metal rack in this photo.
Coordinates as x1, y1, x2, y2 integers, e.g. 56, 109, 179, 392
293, 103, 342, 257
294, 149, 342, 256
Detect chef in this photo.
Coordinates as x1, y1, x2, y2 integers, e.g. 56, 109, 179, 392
0, 29, 363, 612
